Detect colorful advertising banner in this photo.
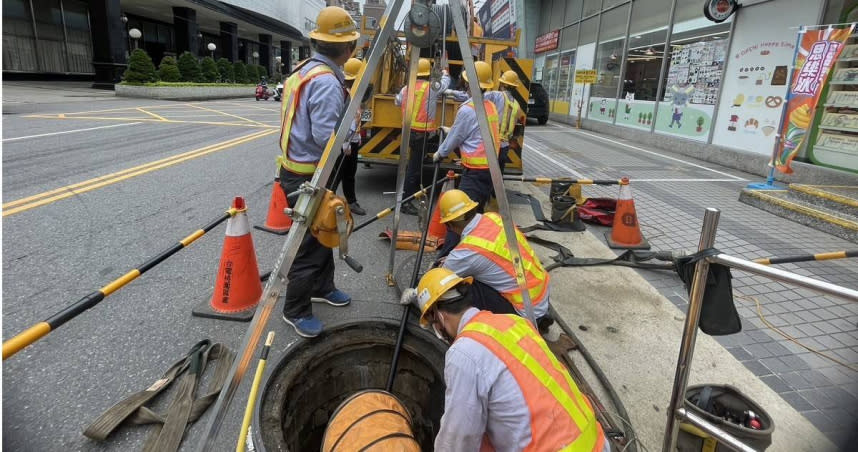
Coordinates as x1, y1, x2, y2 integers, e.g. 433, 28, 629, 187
775, 26, 854, 173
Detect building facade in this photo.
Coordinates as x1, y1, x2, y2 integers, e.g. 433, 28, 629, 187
532, 0, 856, 173
2, 0, 325, 86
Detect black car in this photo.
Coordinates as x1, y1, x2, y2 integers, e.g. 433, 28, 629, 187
527, 82, 549, 125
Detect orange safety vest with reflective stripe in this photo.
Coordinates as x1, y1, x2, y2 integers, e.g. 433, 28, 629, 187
400, 80, 434, 132
458, 212, 549, 310
459, 311, 605, 452
279, 64, 335, 175
500, 92, 522, 142
459, 100, 501, 169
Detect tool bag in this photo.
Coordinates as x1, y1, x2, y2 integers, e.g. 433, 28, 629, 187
674, 248, 741, 336
84, 340, 234, 452
678, 384, 774, 452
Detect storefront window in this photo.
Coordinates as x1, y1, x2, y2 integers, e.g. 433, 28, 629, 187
583, 0, 602, 18
655, 15, 730, 141
603, 0, 631, 10
544, 53, 560, 107
548, 0, 565, 31
33, 0, 66, 73
616, 0, 672, 130
564, 0, 584, 25
590, 3, 630, 123
64, 0, 92, 73
556, 50, 576, 114
575, 17, 599, 118
2, 0, 39, 72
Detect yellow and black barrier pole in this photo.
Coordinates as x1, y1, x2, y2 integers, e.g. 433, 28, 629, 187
2, 207, 240, 360
754, 250, 858, 266
352, 172, 457, 233
236, 331, 274, 452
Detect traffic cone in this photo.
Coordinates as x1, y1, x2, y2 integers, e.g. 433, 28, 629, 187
427, 171, 456, 240
254, 158, 292, 235
193, 197, 263, 321
604, 177, 649, 249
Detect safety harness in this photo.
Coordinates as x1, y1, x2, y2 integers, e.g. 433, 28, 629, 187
84, 340, 234, 452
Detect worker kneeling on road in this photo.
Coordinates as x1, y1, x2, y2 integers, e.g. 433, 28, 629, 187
404, 268, 609, 452
433, 61, 501, 214
277, 6, 359, 338
429, 189, 554, 331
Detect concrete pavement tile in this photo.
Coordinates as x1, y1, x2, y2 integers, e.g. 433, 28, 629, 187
831, 332, 857, 347
813, 320, 849, 335
759, 357, 792, 374
741, 359, 773, 377
726, 346, 753, 361
817, 366, 854, 385
779, 354, 812, 371
832, 348, 858, 364
781, 371, 814, 390
763, 341, 792, 357
780, 391, 815, 411
795, 323, 826, 337
800, 389, 839, 410
760, 374, 792, 393
814, 334, 847, 350
799, 409, 835, 433
745, 343, 774, 359
794, 310, 823, 323
819, 386, 858, 410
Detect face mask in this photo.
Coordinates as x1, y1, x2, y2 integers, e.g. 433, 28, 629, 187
432, 312, 455, 345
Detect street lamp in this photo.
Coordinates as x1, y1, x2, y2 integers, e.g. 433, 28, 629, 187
252, 51, 259, 63
128, 28, 142, 50
207, 43, 216, 58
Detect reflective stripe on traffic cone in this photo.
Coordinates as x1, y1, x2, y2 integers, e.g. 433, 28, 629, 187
604, 177, 650, 250
254, 158, 292, 235
193, 197, 263, 321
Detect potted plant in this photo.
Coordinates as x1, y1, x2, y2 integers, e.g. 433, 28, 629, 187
646, 112, 652, 125
638, 112, 643, 123
696, 116, 705, 132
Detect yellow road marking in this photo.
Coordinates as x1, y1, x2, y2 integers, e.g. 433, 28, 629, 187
136, 107, 168, 121
187, 103, 267, 126
219, 101, 280, 112
3, 129, 276, 217
49, 103, 193, 116
24, 114, 277, 129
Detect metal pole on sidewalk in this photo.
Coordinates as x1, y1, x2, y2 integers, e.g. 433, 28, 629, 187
662, 208, 720, 452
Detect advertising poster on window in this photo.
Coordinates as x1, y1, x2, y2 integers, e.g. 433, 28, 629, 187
775, 26, 853, 173
478, 0, 517, 58
712, 0, 830, 155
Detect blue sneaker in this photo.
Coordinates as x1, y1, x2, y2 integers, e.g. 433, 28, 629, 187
282, 314, 323, 338
311, 289, 352, 307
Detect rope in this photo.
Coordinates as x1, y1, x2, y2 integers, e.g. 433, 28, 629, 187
737, 295, 858, 373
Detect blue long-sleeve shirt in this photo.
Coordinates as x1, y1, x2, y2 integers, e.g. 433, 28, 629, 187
436, 91, 505, 159
284, 53, 348, 164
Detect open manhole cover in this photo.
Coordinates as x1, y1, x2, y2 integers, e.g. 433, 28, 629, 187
258, 321, 447, 451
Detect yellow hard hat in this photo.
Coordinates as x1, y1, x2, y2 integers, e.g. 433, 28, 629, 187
461, 61, 493, 89
499, 70, 520, 87
439, 189, 478, 223
310, 6, 361, 43
344, 58, 364, 80
417, 268, 473, 327
417, 58, 432, 77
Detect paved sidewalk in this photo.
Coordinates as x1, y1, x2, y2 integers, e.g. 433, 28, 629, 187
522, 122, 858, 449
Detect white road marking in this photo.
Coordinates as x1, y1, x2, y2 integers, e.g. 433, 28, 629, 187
570, 129, 746, 180
631, 178, 748, 182
523, 142, 585, 178
3, 122, 141, 142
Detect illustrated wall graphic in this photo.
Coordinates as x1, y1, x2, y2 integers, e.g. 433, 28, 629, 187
623, 92, 634, 120
668, 84, 695, 128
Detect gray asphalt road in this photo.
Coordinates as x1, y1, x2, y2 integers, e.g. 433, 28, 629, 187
2, 94, 424, 451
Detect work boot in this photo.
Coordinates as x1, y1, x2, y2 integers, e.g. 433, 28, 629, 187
400, 201, 419, 216
311, 289, 351, 307
537, 316, 555, 335
282, 314, 323, 338
349, 202, 366, 216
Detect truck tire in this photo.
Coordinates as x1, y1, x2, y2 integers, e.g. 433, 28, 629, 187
538, 115, 548, 125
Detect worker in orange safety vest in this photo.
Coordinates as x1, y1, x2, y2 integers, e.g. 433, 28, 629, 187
395, 57, 451, 216
400, 267, 609, 452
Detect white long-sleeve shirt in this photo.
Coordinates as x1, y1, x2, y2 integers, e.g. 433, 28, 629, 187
443, 214, 551, 320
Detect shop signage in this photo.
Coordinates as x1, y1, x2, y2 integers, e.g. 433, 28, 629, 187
574, 69, 597, 84
703, 0, 739, 23
534, 30, 560, 53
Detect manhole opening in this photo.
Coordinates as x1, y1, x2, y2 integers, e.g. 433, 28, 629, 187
259, 321, 447, 451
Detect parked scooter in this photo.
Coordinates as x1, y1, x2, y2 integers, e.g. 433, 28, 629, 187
274, 81, 284, 102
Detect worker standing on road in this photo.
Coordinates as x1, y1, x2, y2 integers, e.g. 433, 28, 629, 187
433, 61, 501, 214
331, 57, 366, 216
428, 189, 554, 331
395, 58, 451, 216
497, 70, 526, 173
277, 6, 359, 338
402, 268, 608, 452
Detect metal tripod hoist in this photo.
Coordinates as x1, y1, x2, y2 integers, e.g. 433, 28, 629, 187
194, 1, 537, 449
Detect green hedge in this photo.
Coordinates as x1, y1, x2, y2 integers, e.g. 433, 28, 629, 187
120, 81, 256, 87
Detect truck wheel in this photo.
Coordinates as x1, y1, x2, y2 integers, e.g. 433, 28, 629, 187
538, 115, 548, 125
